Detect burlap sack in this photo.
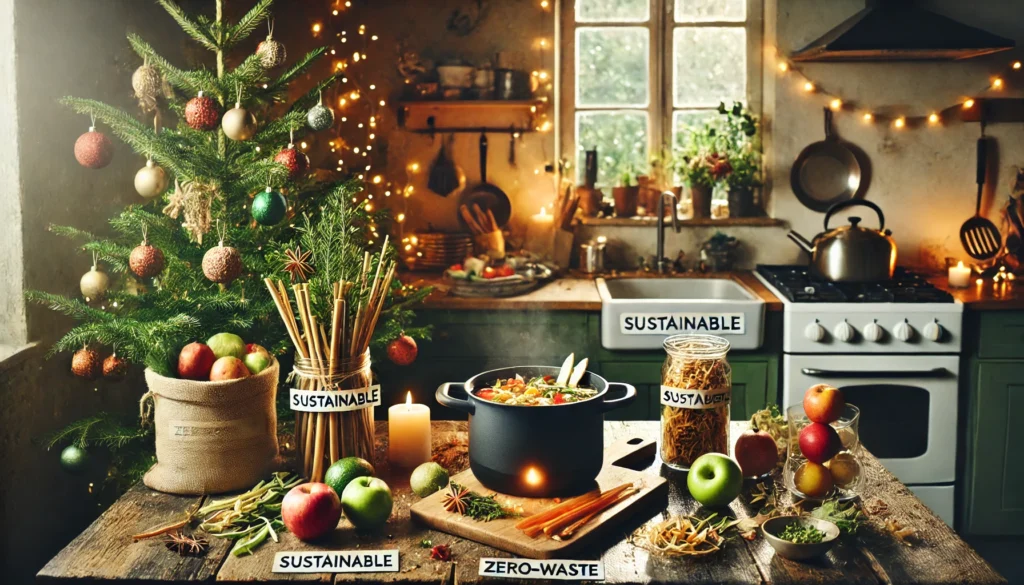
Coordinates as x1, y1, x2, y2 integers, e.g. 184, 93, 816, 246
141, 359, 280, 495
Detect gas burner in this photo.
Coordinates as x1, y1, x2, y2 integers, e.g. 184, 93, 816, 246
756, 265, 954, 304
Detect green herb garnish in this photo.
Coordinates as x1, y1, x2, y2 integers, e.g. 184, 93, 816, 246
445, 482, 517, 522
777, 522, 826, 544
810, 499, 864, 535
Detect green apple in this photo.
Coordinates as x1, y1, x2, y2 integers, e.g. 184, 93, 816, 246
243, 343, 273, 375
686, 453, 743, 508
341, 476, 393, 530
207, 332, 246, 359
325, 457, 375, 499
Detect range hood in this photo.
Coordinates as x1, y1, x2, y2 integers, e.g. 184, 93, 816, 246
791, 1, 1015, 62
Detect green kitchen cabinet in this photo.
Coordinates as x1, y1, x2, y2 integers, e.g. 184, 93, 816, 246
962, 359, 1024, 535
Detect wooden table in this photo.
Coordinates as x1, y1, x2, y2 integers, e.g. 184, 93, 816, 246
38, 421, 1005, 585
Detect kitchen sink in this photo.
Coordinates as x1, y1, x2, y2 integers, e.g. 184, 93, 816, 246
596, 277, 765, 350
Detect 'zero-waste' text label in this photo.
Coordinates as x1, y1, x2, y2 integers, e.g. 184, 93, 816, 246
661, 385, 731, 409
272, 550, 398, 573
289, 385, 381, 412
620, 313, 745, 335
479, 558, 604, 581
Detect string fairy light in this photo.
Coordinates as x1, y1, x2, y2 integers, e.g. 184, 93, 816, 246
773, 48, 1024, 129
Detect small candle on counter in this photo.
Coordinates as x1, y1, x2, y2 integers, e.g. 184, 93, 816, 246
948, 261, 972, 288
388, 391, 431, 468
525, 207, 556, 259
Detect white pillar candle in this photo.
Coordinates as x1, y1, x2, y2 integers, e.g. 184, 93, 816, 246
525, 207, 555, 259
388, 391, 431, 468
948, 261, 971, 288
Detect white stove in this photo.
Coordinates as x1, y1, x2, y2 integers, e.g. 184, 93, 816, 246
756, 266, 964, 526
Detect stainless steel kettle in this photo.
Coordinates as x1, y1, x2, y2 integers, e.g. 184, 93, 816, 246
787, 199, 897, 282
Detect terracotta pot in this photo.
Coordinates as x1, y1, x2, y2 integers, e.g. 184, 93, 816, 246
612, 186, 639, 217
690, 183, 713, 219
577, 186, 603, 217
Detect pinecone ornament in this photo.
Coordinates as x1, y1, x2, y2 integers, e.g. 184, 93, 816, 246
251, 187, 287, 226
131, 63, 163, 110
102, 353, 128, 378
203, 240, 243, 284
74, 126, 114, 169
129, 234, 165, 279
256, 35, 287, 69
71, 348, 102, 379
306, 102, 335, 132
274, 143, 308, 180
185, 92, 221, 131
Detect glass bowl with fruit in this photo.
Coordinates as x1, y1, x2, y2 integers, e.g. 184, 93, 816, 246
783, 385, 863, 502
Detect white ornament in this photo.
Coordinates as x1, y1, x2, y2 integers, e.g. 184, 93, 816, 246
222, 101, 257, 141
134, 159, 169, 199
80, 255, 109, 300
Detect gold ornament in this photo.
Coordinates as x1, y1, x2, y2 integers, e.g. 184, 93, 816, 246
134, 159, 169, 199
80, 252, 109, 300
132, 62, 163, 111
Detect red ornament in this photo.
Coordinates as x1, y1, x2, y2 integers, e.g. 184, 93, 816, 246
74, 127, 114, 169
185, 92, 221, 131
71, 348, 102, 379
386, 335, 418, 366
103, 353, 128, 378
130, 239, 165, 278
274, 144, 309, 180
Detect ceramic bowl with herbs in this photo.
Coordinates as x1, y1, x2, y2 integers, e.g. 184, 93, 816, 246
761, 515, 840, 561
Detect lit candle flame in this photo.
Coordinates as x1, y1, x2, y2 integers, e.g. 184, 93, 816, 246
524, 467, 543, 487
405, 391, 412, 407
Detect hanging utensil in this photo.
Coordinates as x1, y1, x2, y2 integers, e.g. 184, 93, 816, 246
457, 132, 512, 230
508, 128, 516, 168
791, 108, 864, 212
428, 134, 462, 197
959, 137, 1001, 260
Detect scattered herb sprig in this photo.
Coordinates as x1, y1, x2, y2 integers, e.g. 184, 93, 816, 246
810, 499, 864, 535
445, 482, 516, 522
199, 472, 303, 556
778, 522, 826, 544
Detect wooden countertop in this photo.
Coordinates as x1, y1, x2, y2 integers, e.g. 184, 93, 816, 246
929, 275, 1024, 311
38, 421, 1006, 585
401, 271, 784, 312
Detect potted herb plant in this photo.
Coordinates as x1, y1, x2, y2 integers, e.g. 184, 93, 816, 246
612, 166, 639, 218
717, 102, 763, 218
675, 126, 731, 219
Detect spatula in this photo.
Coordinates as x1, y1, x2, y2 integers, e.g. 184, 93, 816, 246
960, 137, 1001, 260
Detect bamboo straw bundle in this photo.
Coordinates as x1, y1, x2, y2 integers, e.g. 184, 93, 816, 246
264, 237, 397, 482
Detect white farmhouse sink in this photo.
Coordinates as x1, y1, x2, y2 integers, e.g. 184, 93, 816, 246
596, 277, 765, 350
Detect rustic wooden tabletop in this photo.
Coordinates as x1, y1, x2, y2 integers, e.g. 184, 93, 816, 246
37, 421, 1006, 585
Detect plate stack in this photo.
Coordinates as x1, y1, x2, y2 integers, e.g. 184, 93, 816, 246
412, 232, 473, 270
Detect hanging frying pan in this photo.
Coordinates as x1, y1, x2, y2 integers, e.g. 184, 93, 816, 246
458, 132, 512, 230
791, 108, 865, 212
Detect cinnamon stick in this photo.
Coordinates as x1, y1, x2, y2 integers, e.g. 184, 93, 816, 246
538, 484, 633, 537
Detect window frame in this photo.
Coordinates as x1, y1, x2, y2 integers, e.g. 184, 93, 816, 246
559, 0, 764, 186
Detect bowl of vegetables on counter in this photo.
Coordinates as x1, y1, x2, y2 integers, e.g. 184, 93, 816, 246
761, 515, 840, 561
444, 256, 552, 298
436, 354, 636, 497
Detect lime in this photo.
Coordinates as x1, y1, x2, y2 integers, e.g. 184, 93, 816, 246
325, 457, 375, 498
410, 462, 449, 497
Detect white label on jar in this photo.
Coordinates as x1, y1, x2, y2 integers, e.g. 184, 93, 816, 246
620, 313, 745, 335
289, 385, 381, 412
660, 385, 731, 409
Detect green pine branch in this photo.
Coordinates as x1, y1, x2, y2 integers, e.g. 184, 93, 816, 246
157, 0, 219, 51
128, 33, 219, 96
226, 0, 273, 48
265, 48, 328, 97
49, 224, 98, 242
24, 291, 114, 322
288, 72, 342, 114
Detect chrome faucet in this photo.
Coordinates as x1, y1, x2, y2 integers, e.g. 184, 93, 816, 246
656, 190, 681, 273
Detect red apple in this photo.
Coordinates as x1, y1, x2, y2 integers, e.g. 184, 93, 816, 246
177, 342, 216, 380
733, 429, 779, 477
803, 384, 845, 424
282, 482, 342, 541
209, 356, 251, 381
799, 422, 842, 464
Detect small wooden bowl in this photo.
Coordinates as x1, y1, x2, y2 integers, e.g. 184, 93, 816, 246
761, 515, 840, 561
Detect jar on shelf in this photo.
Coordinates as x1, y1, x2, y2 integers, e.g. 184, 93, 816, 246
659, 334, 732, 470
784, 403, 863, 501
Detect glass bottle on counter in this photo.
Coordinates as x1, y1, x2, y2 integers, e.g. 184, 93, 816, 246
659, 334, 732, 470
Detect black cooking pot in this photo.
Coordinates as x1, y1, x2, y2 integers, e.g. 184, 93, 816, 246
436, 366, 636, 497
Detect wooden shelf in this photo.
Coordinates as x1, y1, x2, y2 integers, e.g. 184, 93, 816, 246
398, 100, 545, 133
577, 216, 787, 227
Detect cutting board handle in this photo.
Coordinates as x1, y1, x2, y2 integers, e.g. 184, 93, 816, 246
603, 435, 657, 470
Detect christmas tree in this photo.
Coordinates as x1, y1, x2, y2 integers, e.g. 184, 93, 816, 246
27, 0, 428, 488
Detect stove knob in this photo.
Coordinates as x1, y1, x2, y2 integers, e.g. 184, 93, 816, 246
862, 321, 884, 342
833, 320, 856, 342
804, 321, 826, 342
893, 320, 915, 342
923, 320, 944, 342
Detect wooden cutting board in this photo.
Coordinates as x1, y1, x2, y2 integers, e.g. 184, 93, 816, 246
409, 434, 668, 559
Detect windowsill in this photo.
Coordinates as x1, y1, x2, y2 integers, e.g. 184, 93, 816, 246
0, 341, 41, 372
577, 216, 786, 227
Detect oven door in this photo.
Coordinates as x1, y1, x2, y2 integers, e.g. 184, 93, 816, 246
784, 354, 959, 485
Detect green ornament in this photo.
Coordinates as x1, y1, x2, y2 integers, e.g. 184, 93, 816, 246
251, 188, 287, 225
307, 103, 335, 132
60, 444, 90, 475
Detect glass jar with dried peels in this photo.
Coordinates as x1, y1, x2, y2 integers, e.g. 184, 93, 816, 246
660, 335, 731, 470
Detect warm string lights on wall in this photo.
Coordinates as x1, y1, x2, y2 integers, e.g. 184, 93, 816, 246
773, 48, 1024, 129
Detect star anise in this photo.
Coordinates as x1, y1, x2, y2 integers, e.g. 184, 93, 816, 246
163, 531, 209, 556
442, 483, 470, 515
282, 246, 314, 282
